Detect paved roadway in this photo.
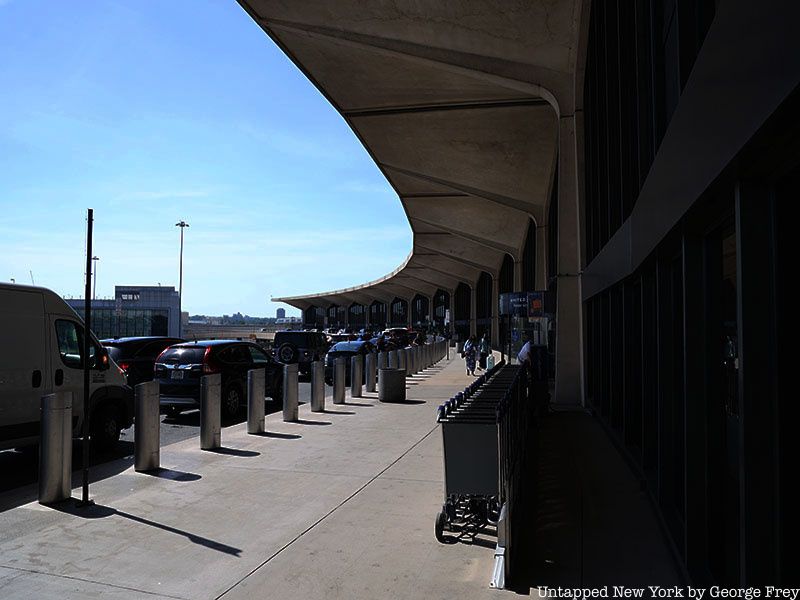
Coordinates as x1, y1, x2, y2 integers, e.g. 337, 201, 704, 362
0, 380, 333, 503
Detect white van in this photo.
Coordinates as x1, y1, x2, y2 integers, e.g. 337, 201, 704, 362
0, 283, 133, 451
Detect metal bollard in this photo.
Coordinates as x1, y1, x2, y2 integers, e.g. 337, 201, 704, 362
311, 360, 325, 412
283, 363, 299, 421
247, 369, 266, 434
408, 346, 417, 375
39, 391, 73, 504
200, 374, 221, 450
333, 357, 346, 404
135, 381, 160, 471
365, 352, 377, 393
414, 346, 421, 373
388, 350, 398, 369
378, 351, 387, 371
397, 348, 406, 374
351, 355, 363, 398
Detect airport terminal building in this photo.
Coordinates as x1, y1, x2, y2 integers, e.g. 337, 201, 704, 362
245, 0, 794, 586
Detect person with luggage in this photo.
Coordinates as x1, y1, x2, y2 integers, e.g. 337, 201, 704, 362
478, 333, 490, 370
462, 335, 478, 376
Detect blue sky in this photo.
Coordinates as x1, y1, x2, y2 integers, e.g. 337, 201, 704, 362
0, 0, 411, 316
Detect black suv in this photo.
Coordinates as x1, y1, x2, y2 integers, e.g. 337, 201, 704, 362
272, 330, 329, 374
155, 340, 283, 420
101, 336, 185, 388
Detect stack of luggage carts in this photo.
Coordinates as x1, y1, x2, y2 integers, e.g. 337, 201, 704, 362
435, 361, 529, 588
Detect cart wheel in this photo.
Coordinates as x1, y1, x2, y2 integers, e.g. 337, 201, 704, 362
435, 511, 448, 543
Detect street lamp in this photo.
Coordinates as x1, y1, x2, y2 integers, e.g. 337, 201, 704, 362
91, 256, 99, 300
175, 220, 189, 335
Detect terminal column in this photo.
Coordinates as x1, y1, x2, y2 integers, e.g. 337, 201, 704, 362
554, 114, 584, 406
536, 225, 548, 291
469, 285, 477, 338
491, 276, 499, 348
448, 291, 456, 339
514, 260, 523, 292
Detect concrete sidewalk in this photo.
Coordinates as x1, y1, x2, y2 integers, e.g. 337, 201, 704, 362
0, 353, 501, 600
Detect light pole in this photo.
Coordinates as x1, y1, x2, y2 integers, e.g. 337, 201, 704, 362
176, 220, 189, 335
91, 256, 99, 300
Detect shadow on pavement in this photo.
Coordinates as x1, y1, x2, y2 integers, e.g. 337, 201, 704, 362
294, 419, 332, 426
0, 441, 136, 513
205, 447, 260, 457
321, 409, 354, 416
142, 468, 202, 482
48, 500, 242, 556
250, 431, 302, 440
342, 401, 373, 407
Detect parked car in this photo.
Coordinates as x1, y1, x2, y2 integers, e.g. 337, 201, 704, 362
0, 283, 133, 451
101, 336, 185, 388
272, 330, 329, 374
384, 327, 412, 348
324, 340, 373, 386
155, 340, 282, 420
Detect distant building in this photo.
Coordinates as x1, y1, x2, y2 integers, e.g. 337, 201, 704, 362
276, 307, 286, 319
67, 285, 181, 339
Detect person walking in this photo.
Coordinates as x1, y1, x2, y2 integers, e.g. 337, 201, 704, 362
478, 333, 490, 370
462, 335, 478, 376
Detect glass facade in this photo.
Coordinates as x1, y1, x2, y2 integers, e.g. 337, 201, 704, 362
73, 307, 170, 339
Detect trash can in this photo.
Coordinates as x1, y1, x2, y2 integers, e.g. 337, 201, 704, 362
378, 368, 406, 403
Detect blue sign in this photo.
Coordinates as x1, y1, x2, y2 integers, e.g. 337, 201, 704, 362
499, 292, 548, 317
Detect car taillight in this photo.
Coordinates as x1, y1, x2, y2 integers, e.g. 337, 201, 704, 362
202, 346, 221, 374
118, 361, 130, 373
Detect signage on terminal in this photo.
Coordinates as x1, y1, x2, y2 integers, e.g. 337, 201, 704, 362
499, 292, 548, 318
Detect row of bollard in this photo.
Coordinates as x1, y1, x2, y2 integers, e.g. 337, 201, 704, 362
38, 340, 450, 504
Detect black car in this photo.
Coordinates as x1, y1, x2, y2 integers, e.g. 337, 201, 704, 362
155, 340, 283, 420
101, 336, 185, 388
324, 340, 373, 386
272, 330, 329, 374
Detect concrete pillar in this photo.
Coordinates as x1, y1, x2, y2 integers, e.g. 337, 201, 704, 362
469, 285, 477, 338
344, 305, 350, 328
448, 292, 455, 338
364, 304, 370, 328
490, 276, 499, 348
407, 298, 413, 329
536, 226, 548, 291
429, 295, 435, 329
513, 260, 523, 292
554, 115, 584, 406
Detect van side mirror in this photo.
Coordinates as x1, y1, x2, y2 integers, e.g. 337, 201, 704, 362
94, 346, 110, 371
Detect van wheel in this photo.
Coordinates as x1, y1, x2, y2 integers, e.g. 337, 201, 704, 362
222, 384, 242, 420
92, 406, 121, 451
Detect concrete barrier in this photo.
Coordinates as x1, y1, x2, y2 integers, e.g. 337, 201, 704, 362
38, 392, 72, 504
247, 369, 265, 434
283, 363, 299, 422
365, 352, 377, 393
200, 374, 221, 450
311, 360, 325, 412
351, 354, 363, 398
135, 381, 160, 471
333, 357, 346, 404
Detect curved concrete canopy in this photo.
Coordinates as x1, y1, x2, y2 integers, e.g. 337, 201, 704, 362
252, 1, 582, 312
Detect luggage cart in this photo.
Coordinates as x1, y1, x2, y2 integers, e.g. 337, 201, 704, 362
434, 362, 509, 543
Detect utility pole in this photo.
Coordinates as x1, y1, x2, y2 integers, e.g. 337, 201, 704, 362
175, 220, 189, 336
91, 256, 99, 300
